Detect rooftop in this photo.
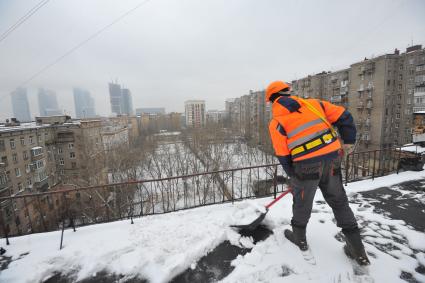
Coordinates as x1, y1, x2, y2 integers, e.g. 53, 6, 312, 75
1, 169, 425, 283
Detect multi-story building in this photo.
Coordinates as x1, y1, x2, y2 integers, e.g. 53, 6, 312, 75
73, 88, 96, 118
109, 82, 123, 115
206, 110, 226, 125
184, 100, 206, 128
290, 44, 425, 150
0, 118, 58, 235
10, 88, 32, 122
121, 88, 133, 115
38, 88, 62, 116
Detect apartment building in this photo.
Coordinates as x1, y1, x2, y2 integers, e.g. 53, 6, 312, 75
185, 100, 206, 128
0, 118, 58, 236
289, 44, 425, 150
0, 115, 135, 236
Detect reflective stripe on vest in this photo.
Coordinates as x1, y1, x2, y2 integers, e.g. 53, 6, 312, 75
287, 118, 324, 139
288, 128, 329, 150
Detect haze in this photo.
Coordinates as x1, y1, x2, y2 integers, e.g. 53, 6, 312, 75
0, 0, 424, 120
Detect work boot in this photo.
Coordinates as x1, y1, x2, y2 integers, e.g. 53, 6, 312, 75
342, 228, 370, 266
284, 226, 308, 251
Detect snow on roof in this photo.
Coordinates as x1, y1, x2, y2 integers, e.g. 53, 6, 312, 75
401, 143, 425, 153
414, 111, 425, 114
0, 122, 49, 133
2, 169, 425, 282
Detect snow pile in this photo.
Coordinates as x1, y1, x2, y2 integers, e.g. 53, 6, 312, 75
1, 171, 425, 283
229, 200, 267, 226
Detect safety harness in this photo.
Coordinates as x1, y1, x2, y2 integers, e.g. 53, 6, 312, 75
288, 98, 340, 159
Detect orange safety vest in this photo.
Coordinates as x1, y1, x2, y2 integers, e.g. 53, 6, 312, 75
269, 96, 344, 162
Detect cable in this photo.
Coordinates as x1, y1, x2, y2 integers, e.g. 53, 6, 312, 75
0, 0, 151, 104
20, 0, 151, 87
0, 0, 51, 44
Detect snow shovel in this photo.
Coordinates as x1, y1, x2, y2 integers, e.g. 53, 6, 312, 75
231, 189, 292, 231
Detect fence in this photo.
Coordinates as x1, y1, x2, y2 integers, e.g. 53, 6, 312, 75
0, 148, 406, 240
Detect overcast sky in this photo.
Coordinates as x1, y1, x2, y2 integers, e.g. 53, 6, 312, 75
0, 0, 424, 120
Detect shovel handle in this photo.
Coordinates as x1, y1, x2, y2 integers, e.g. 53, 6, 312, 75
265, 189, 292, 209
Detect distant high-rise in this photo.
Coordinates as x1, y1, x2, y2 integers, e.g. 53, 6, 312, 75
109, 82, 122, 115
38, 88, 62, 116
10, 87, 31, 122
108, 82, 133, 115
73, 88, 96, 118
121, 88, 133, 115
185, 100, 206, 128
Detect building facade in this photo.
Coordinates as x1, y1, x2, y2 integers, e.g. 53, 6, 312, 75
108, 83, 134, 116
185, 100, 206, 128
10, 88, 32, 122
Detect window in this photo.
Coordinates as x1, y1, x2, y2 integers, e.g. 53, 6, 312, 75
0, 174, 7, 185
58, 147, 63, 154
407, 98, 411, 105
70, 152, 76, 159
398, 84, 402, 90
20, 137, 25, 146
37, 135, 42, 142
15, 168, 21, 177
23, 151, 28, 160
27, 178, 32, 186
25, 164, 31, 173
35, 160, 44, 169
1, 156, 8, 167
31, 147, 43, 157
59, 158, 64, 166
399, 74, 403, 80
68, 143, 74, 149
12, 153, 18, 163
409, 58, 415, 65
29, 136, 34, 144
387, 80, 391, 87
10, 139, 15, 149
395, 123, 399, 129
396, 113, 400, 119
0, 140, 5, 152
71, 162, 77, 169
17, 183, 23, 192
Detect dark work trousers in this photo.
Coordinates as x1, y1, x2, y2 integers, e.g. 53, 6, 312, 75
289, 155, 358, 230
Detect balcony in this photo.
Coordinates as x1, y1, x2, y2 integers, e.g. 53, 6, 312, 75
31, 147, 44, 161
367, 92, 373, 100
365, 119, 371, 127
366, 101, 373, 109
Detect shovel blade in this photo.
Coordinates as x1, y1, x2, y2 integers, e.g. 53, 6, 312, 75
230, 210, 268, 231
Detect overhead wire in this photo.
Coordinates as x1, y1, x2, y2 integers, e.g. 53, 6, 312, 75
0, 0, 51, 44
0, 0, 151, 104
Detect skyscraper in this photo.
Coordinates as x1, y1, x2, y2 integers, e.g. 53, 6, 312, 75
109, 82, 122, 115
73, 88, 96, 118
38, 88, 62, 116
10, 87, 31, 122
121, 88, 133, 115
108, 82, 133, 115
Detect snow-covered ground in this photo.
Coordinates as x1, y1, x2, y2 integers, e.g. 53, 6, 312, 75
1, 169, 425, 283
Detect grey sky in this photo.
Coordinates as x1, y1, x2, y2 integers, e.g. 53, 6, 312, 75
0, 0, 424, 120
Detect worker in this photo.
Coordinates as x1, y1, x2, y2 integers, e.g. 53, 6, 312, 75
266, 81, 370, 265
